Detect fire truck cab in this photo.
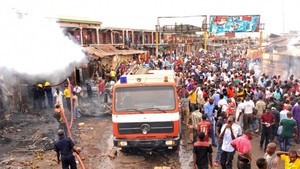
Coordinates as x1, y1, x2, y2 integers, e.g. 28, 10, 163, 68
112, 68, 181, 151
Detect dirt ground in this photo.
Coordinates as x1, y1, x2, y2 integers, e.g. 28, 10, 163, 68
0, 99, 299, 169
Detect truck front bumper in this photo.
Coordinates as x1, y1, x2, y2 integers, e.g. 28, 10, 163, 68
114, 136, 180, 151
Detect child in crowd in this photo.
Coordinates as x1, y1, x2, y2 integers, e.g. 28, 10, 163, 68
256, 158, 267, 169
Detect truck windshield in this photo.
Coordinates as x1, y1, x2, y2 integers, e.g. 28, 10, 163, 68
114, 86, 176, 112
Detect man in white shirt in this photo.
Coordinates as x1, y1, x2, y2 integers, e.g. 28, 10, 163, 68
53, 87, 64, 109
242, 96, 256, 131
222, 60, 229, 70
73, 84, 82, 102
196, 86, 203, 109
218, 94, 227, 112
220, 116, 242, 169
236, 98, 245, 129
279, 106, 291, 121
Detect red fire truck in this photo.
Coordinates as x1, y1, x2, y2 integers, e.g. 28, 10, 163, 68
112, 69, 181, 151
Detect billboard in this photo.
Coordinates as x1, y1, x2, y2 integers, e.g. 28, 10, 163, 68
209, 15, 260, 34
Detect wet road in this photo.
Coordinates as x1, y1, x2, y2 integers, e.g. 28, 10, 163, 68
97, 121, 193, 169
97, 121, 300, 169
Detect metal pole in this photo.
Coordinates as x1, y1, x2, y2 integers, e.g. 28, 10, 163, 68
155, 18, 160, 58
204, 31, 207, 50
156, 29, 158, 57
260, 31, 263, 52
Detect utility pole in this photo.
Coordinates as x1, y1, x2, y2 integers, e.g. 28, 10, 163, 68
155, 18, 160, 58
259, 23, 265, 58
204, 31, 207, 50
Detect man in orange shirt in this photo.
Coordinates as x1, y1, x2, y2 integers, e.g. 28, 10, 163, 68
197, 114, 211, 142
227, 83, 235, 99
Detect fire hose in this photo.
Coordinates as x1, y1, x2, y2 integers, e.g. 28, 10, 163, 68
50, 78, 86, 169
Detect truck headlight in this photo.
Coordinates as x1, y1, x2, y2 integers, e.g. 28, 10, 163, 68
118, 141, 127, 147
165, 140, 175, 145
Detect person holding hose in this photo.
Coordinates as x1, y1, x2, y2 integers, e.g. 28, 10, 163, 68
54, 129, 79, 169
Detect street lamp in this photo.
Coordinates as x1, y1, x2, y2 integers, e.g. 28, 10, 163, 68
155, 25, 160, 57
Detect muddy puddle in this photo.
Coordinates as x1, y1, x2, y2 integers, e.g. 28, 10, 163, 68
96, 122, 193, 169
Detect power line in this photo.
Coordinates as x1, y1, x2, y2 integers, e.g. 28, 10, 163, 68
158, 15, 207, 19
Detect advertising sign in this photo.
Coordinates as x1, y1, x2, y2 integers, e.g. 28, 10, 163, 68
209, 15, 260, 34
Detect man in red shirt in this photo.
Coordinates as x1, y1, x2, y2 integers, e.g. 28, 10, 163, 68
193, 132, 213, 169
260, 107, 275, 151
197, 114, 211, 142
231, 130, 254, 169
98, 79, 105, 100
226, 101, 236, 118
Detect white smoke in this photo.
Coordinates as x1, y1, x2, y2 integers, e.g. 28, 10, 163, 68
0, 8, 87, 80
287, 36, 300, 56
286, 36, 300, 79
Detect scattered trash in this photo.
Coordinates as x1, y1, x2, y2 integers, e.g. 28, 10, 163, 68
78, 123, 85, 128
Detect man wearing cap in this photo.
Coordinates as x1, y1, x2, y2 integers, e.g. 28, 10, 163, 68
54, 129, 79, 169
63, 85, 71, 112
37, 83, 45, 109
44, 81, 53, 108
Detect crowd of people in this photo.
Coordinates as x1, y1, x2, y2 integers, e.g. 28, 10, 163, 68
98, 43, 299, 168
27, 40, 300, 168
160, 45, 300, 169
89, 43, 300, 168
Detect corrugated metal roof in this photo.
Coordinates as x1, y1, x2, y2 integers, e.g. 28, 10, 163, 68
84, 45, 147, 59
57, 16, 102, 25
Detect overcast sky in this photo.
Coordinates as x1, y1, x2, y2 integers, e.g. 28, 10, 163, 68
2, 0, 300, 34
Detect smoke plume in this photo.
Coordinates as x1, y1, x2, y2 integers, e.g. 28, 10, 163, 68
0, 8, 87, 82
